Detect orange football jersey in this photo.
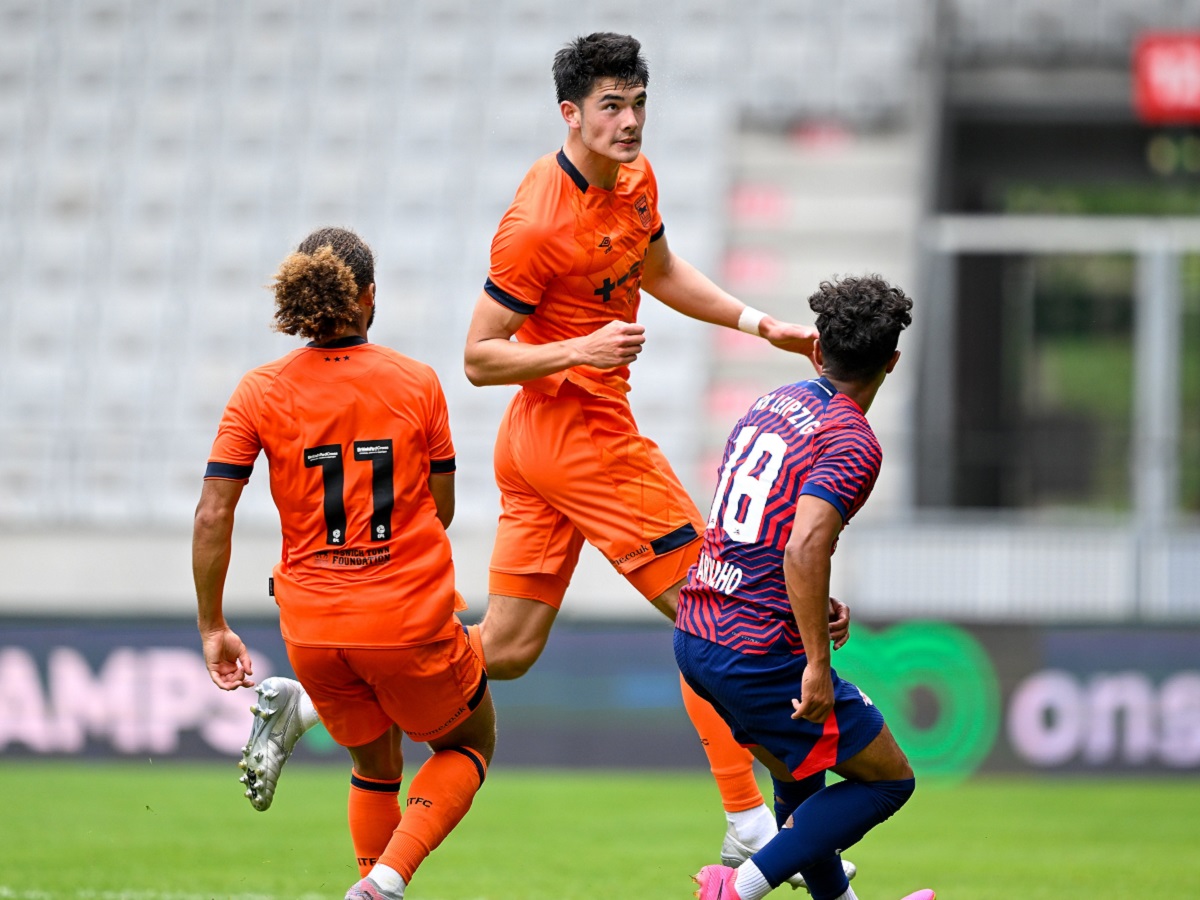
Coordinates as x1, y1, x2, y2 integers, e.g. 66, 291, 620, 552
205, 337, 459, 649
484, 149, 664, 396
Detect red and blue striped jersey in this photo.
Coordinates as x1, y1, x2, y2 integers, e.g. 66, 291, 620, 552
676, 376, 881, 655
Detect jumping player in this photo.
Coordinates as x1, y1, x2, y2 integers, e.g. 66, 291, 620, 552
459, 31, 850, 881
193, 227, 495, 900
676, 275, 933, 900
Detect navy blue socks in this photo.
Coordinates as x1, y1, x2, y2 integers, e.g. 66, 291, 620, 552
771, 772, 825, 828
754, 778, 916, 900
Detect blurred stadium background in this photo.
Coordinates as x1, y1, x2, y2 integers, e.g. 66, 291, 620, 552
1, 0, 1198, 779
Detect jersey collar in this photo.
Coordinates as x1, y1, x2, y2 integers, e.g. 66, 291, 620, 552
556, 148, 591, 194
307, 335, 368, 349
811, 376, 837, 397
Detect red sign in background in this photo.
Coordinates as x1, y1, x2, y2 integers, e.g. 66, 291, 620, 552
1134, 33, 1200, 124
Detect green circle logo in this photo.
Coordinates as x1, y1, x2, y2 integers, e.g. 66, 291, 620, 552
836, 621, 1000, 780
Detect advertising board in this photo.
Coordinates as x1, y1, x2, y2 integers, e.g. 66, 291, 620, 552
2, 619, 1197, 776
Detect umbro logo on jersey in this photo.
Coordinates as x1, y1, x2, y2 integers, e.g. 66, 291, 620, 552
598, 236, 612, 253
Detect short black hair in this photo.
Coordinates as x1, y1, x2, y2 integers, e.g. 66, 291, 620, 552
808, 275, 913, 382
553, 32, 649, 105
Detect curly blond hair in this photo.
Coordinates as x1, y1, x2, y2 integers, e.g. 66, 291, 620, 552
271, 227, 374, 344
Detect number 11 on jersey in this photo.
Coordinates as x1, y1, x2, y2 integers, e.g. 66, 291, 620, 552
304, 440, 395, 545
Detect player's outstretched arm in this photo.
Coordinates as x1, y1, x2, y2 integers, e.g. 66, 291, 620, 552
464, 292, 645, 386
193, 478, 255, 690
784, 495, 844, 723
640, 235, 819, 367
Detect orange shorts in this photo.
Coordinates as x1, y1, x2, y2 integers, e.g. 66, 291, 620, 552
489, 382, 703, 607
285, 628, 486, 747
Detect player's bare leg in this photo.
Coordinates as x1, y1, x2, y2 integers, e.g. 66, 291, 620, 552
347, 723, 405, 779
830, 724, 914, 783
473, 592, 559, 679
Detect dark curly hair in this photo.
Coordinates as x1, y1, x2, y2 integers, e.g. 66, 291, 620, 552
808, 275, 913, 382
553, 32, 649, 105
271, 227, 374, 345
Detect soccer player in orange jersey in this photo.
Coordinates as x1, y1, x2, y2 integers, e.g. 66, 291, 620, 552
459, 33, 852, 881
193, 227, 495, 900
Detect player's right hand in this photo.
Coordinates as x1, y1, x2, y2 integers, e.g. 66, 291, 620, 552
791, 663, 834, 723
200, 626, 255, 691
575, 320, 645, 370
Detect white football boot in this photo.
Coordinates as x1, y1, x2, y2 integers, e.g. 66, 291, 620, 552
237, 676, 313, 811
721, 824, 857, 892
343, 876, 402, 900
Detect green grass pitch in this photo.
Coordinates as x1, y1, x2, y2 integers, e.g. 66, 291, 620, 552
2, 761, 1197, 898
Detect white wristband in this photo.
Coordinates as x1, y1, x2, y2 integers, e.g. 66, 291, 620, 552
737, 305, 766, 336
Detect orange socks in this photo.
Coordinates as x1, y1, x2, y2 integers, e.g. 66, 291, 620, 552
378, 746, 488, 882
348, 771, 403, 876
680, 673, 765, 812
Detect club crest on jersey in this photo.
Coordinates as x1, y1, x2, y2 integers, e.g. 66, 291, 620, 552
634, 193, 651, 227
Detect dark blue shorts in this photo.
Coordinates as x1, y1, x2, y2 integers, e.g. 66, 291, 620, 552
674, 628, 884, 779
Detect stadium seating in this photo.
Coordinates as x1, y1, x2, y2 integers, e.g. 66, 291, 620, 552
0, 1, 733, 527
947, 0, 1200, 61
0, 0, 1179, 534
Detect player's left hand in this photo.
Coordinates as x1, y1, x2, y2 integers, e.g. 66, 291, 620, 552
760, 318, 819, 369
200, 626, 255, 690
829, 597, 850, 650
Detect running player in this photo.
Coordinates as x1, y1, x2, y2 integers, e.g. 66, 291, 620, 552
459, 31, 849, 879
193, 227, 495, 900
677, 275, 933, 900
